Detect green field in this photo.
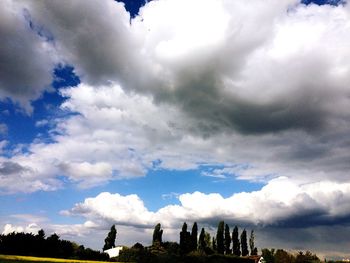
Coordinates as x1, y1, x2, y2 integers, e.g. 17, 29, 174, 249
0, 255, 114, 263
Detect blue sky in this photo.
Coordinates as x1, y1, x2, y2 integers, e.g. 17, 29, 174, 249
1, 0, 350, 260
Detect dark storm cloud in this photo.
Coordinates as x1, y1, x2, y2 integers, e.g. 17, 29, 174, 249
174, 83, 326, 135
0, 0, 55, 112
19, 0, 137, 86
257, 225, 350, 259
0, 161, 30, 175
270, 210, 350, 228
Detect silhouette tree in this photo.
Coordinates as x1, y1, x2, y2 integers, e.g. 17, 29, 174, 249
198, 228, 206, 252
0, 230, 107, 260
261, 248, 275, 263
103, 225, 117, 251
212, 237, 217, 252
37, 229, 45, 239
204, 231, 211, 248
224, 224, 231, 254
274, 249, 295, 263
295, 250, 319, 263
232, 226, 241, 256
249, 230, 257, 255
216, 221, 225, 254
152, 223, 163, 246
240, 229, 249, 256
180, 222, 191, 254
191, 222, 198, 251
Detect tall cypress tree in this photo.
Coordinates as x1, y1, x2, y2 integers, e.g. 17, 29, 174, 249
212, 237, 217, 252
216, 221, 225, 254
241, 229, 249, 256
180, 222, 191, 254
103, 225, 117, 251
224, 224, 231, 254
198, 228, 206, 252
152, 223, 163, 246
191, 222, 198, 251
249, 230, 257, 255
232, 226, 241, 256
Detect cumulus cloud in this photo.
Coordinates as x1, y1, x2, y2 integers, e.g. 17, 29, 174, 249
63, 192, 156, 228
64, 178, 350, 229
2, 223, 40, 235
53, 180, 350, 254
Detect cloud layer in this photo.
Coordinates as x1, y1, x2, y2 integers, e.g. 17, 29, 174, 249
0, 0, 349, 190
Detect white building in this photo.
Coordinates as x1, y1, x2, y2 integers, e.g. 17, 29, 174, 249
104, 246, 124, 258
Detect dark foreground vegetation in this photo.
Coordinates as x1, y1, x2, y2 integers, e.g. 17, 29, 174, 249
261, 248, 322, 263
113, 222, 323, 263
0, 230, 108, 261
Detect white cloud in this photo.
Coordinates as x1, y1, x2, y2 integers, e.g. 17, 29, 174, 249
0, 123, 8, 135
0, 140, 8, 155
2, 223, 40, 235
63, 192, 156, 227
35, 119, 49, 127
59, 162, 113, 189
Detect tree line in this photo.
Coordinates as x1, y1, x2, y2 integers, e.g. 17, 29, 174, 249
102, 221, 260, 263
104, 221, 256, 257
0, 223, 326, 263
261, 248, 321, 263
0, 229, 108, 261
105, 222, 325, 263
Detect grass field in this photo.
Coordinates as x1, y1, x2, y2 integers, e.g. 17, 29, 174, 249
0, 255, 115, 263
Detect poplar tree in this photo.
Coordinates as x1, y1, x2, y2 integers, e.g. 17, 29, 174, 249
103, 225, 117, 251
249, 230, 258, 255
232, 226, 241, 256
204, 232, 211, 249
224, 224, 231, 254
180, 222, 191, 254
198, 228, 206, 252
216, 221, 225, 254
212, 237, 217, 251
152, 223, 163, 246
241, 229, 249, 256
191, 222, 198, 251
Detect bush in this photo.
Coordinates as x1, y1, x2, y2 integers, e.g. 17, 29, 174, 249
0, 231, 108, 261
117, 246, 155, 263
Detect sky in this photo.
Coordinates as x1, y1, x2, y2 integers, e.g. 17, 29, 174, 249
1, 0, 350, 260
